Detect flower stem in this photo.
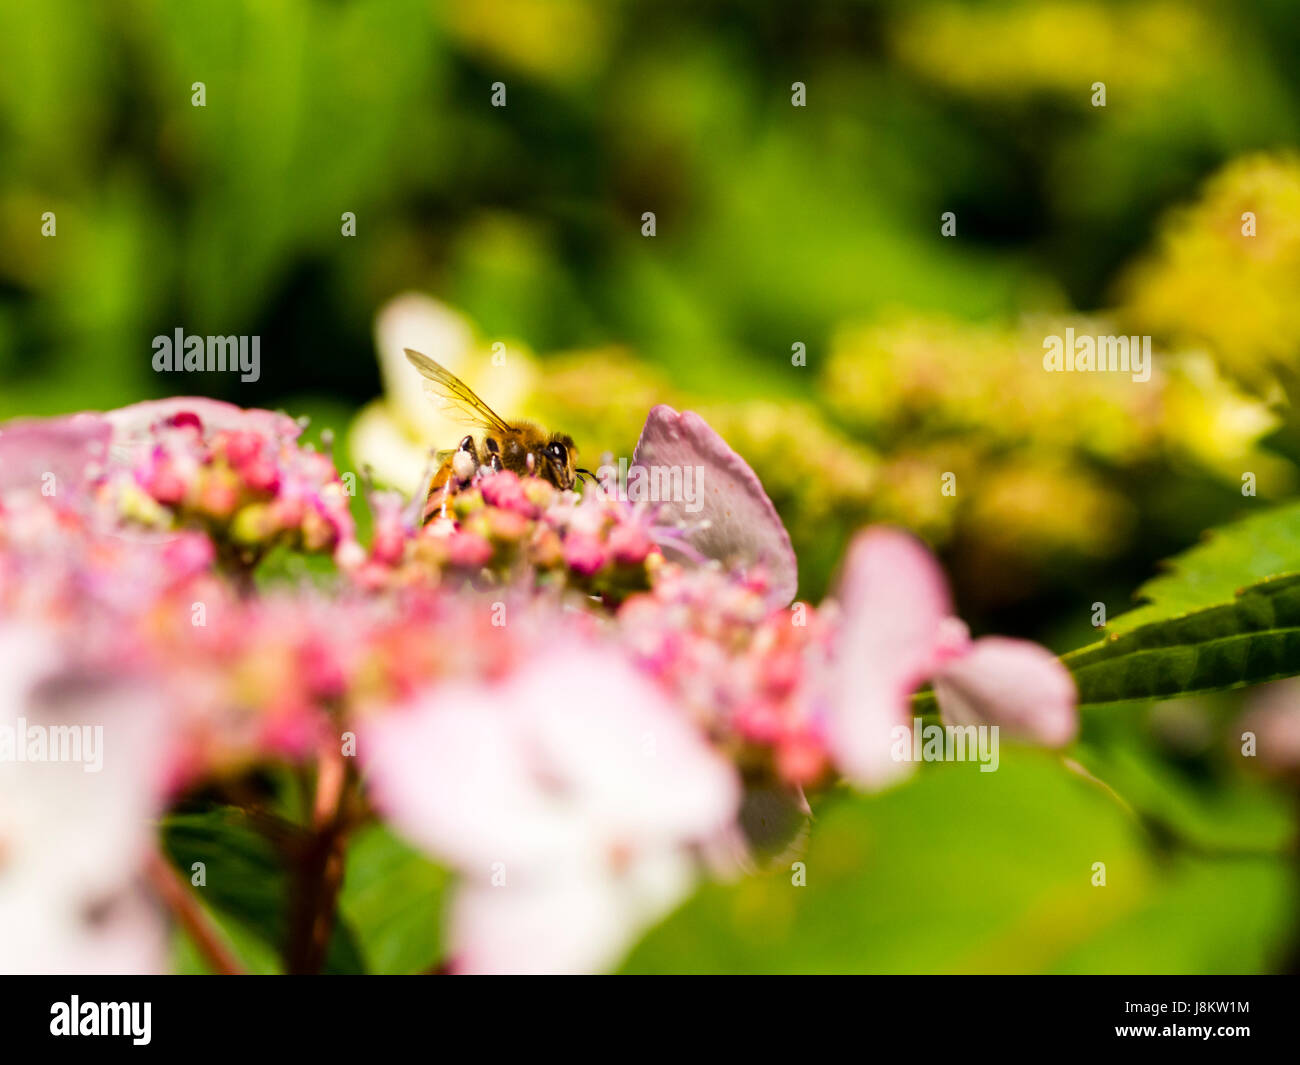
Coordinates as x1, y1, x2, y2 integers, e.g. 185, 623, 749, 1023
285, 740, 353, 974
1062, 754, 1289, 861
146, 848, 245, 975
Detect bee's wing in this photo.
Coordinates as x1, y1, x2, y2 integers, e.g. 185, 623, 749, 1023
420, 383, 497, 430
403, 348, 514, 434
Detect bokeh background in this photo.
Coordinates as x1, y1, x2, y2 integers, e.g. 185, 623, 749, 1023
4, 0, 1300, 972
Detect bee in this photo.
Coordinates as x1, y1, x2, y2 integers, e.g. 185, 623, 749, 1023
404, 348, 590, 501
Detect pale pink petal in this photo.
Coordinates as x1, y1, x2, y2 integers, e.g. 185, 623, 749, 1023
0, 414, 111, 495
0, 889, 167, 976
450, 849, 693, 975
633, 405, 797, 607
933, 637, 1078, 747
104, 398, 300, 458
361, 684, 589, 873
364, 646, 738, 869
825, 527, 952, 789
364, 640, 738, 974
0, 625, 169, 892
524, 652, 740, 844
450, 867, 629, 975
0, 623, 170, 974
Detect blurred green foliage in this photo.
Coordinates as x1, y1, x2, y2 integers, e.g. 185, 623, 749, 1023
5, 0, 1300, 604
624, 756, 1292, 974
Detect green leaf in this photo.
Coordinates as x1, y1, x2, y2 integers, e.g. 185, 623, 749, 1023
161, 806, 366, 974
170, 912, 281, 976
911, 505, 1300, 715
1065, 573, 1300, 706
337, 824, 450, 974
252, 544, 341, 591
1106, 500, 1300, 636
621, 755, 1290, 974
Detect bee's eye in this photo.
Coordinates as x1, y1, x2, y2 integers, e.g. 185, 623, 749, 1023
547, 441, 568, 463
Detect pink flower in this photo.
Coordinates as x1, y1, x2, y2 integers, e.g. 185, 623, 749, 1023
104, 398, 300, 454
92, 400, 362, 567
363, 645, 740, 974
633, 406, 797, 607
826, 527, 1077, 788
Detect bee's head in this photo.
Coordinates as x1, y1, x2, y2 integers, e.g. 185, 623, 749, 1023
542, 433, 578, 490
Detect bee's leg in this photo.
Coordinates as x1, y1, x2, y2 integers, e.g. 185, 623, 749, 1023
421, 476, 452, 523
483, 436, 502, 473
452, 435, 480, 484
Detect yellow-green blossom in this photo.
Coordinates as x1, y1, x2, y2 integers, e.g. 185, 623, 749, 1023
1119, 154, 1300, 396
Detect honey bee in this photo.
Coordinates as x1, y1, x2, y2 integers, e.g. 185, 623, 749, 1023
404, 348, 590, 499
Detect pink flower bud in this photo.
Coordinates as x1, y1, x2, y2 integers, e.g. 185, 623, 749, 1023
487, 507, 531, 542
607, 521, 653, 566
522, 478, 555, 510
220, 429, 263, 468
760, 648, 801, 698
197, 471, 240, 519
300, 638, 348, 701
775, 734, 830, 786
527, 527, 564, 568
259, 704, 319, 759
240, 456, 281, 495
143, 459, 186, 506
480, 471, 536, 516
735, 698, 783, 744
160, 532, 216, 578
300, 507, 338, 552
447, 531, 494, 569
167, 410, 203, 433
563, 531, 607, 576
371, 523, 407, 566
270, 494, 305, 528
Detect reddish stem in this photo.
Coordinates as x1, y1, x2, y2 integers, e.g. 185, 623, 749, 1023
286, 740, 353, 974
146, 848, 245, 975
